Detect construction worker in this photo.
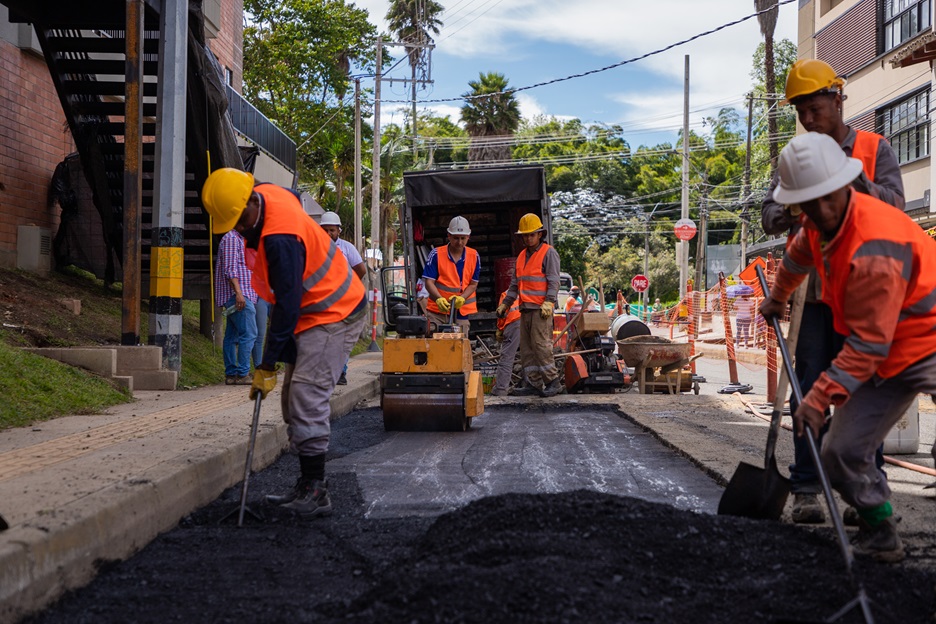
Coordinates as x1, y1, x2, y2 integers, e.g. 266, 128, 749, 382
761, 58, 905, 525
564, 285, 582, 314
493, 291, 521, 397
320, 211, 366, 385
496, 213, 563, 398
760, 132, 936, 563
201, 168, 367, 519
423, 216, 480, 332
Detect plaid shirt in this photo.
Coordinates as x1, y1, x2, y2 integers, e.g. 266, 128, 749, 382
214, 230, 257, 307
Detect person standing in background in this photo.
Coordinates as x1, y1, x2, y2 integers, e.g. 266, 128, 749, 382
733, 293, 755, 349
215, 229, 257, 385
245, 246, 270, 372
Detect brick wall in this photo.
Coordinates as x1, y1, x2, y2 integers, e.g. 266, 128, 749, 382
0, 41, 74, 269
208, 0, 243, 93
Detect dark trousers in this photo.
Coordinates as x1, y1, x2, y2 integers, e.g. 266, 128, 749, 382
789, 302, 884, 493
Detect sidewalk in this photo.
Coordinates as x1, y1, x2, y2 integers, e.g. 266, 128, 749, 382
0, 352, 383, 623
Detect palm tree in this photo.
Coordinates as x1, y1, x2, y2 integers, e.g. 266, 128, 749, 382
460, 72, 521, 166
755, 0, 779, 178
386, 0, 444, 161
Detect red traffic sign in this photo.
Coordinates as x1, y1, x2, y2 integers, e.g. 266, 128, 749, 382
674, 218, 697, 241
631, 274, 649, 293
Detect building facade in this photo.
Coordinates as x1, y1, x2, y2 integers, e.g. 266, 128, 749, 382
797, 0, 936, 227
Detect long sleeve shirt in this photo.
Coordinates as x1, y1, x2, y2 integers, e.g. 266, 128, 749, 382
761, 126, 905, 302
502, 243, 561, 311
214, 230, 257, 307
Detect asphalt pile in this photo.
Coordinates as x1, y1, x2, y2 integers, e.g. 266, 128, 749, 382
27, 466, 934, 624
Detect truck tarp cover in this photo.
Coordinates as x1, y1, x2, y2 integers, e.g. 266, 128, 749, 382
404, 166, 545, 207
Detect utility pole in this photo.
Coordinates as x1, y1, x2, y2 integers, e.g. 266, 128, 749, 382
679, 55, 690, 302
354, 78, 362, 254
741, 93, 754, 272
695, 187, 709, 290
371, 38, 382, 270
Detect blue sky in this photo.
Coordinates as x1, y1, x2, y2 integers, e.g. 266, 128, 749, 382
354, 0, 798, 148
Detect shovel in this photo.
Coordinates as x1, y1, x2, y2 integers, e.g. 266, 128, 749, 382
718, 275, 807, 519
220, 393, 265, 526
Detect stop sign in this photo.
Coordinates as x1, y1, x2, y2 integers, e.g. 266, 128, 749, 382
631, 274, 649, 293
674, 218, 697, 241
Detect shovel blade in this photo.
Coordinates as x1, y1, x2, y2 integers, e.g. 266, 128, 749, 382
718, 461, 790, 520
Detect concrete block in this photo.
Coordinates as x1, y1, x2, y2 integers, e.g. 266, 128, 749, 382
58, 299, 81, 315
22, 348, 116, 377
113, 346, 162, 375
112, 376, 134, 393
129, 370, 178, 391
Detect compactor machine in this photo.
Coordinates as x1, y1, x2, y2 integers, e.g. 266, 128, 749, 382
380, 302, 484, 431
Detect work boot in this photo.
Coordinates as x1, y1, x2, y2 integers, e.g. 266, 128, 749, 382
851, 516, 905, 563
492, 388, 509, 397
337, 372, 348, 385
232, 375, 252, 385
540, 377, 564, 398
843, 506, 860, 526
264, 477, 306, 506
511, 384, 541, 397
281, 479, 333, 518
791, 493, 825, 524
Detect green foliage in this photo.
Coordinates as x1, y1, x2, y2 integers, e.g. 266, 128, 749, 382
0, 340, 130, 429
551, 218, 591, 283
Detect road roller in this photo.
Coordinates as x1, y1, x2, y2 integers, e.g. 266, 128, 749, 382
380, 305, 484, 432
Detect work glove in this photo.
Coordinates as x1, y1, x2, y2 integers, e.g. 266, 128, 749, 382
495, 328, 504, 342
495, 303, 509, 318
435, 297, 451, 313
249, 368, 277, 400
540, 301, 554, 319
452, 295, 465, 310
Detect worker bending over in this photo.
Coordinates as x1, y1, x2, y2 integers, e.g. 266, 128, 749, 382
423, 216, 480, 332
760, 133, 936, 563
201, 169, 367, 519
497, 213, 563, 398
493, 291, 521, 396
761, 59, 904, 525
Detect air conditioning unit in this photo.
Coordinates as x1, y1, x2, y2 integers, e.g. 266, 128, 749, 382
17, 225, 51, 274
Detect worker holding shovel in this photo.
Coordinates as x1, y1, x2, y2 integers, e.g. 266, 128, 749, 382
760, 132, 936, 562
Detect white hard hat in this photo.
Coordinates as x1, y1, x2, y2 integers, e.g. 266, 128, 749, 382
447, 216, 471, 236
320, 211, 342, 227
774, 132, 862, 205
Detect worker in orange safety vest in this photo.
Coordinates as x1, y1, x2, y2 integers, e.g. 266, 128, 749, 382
423, 216, 480, 333
492, 292, 521, 397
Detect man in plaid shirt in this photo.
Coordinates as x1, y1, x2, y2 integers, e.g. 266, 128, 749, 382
215, 229, 258, 384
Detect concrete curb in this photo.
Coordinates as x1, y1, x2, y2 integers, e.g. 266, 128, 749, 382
0, 365, 383, 623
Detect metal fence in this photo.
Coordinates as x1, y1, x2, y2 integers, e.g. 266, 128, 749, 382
225, 84, 296, 172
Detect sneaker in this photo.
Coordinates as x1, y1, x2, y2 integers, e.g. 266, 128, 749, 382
852, 516, 905, 563
281, 479, 333, 518
843, 506, 860, 526
232, 375, 252, 385
225, 376, 236, 385
791, 493, 825, 524
264, 477, 305, 506
337, 372, 348, 385
510, 385, 541, 397
540, 377, 564, 398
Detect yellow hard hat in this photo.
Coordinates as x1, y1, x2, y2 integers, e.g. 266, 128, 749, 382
784, 59, 844, 105
516, 213, 544, 235
201, 168, 254, 234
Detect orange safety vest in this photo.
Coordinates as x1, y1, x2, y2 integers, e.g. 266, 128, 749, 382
496, 292, 521, 329
516, 243, 552, 305
851, 129, 883, 182
808, 192, 936, 377
250, 184, 365, 333
425, 245, 479, 315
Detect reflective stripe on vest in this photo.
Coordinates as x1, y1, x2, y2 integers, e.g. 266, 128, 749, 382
425, 246, 479, 314
516, 244, 551, 305
851, 129, 882, 182
251, 184, 365, 332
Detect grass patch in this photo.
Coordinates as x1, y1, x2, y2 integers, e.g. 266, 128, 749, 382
0, 340, 131, 429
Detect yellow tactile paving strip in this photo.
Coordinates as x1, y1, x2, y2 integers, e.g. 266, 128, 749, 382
0, 390, 252, 482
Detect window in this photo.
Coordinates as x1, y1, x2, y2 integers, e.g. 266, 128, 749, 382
877, 89, 930, 165
883, 0, 931, 51
224, 67, 233, 86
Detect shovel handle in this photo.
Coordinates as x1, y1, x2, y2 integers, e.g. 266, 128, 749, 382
237, 393, 263, 527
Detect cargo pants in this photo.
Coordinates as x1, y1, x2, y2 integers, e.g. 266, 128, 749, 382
494, 320, 520, 394
519, 309, 558, 390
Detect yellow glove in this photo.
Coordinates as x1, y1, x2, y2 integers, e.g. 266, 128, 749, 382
495, 303, 509, 318
540, 301, 554, 319
495, 328, 504, 342
435, 297, 451, 313
250, 368, 277, 400
452, 295, 465, 310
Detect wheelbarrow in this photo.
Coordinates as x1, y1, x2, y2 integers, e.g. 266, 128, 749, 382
616, 338, 698, 395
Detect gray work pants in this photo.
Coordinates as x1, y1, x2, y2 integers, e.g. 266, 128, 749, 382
426, 309, 470, 333
281, 315, 364, 456
494, 321, 520, 393
519, 310, 558, 390
822, 350, 936, 509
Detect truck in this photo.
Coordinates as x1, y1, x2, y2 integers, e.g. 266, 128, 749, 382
381, 164, 552, 337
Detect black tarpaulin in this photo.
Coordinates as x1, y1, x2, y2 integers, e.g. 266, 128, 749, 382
403, 166, 545, 208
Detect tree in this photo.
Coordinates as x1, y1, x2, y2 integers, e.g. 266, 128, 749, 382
460, 72, 521, 166
551, 218, 591, 284
754, 0, 780, 178
386, 0, 444, 161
